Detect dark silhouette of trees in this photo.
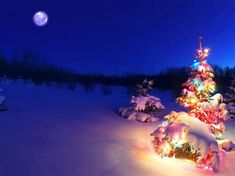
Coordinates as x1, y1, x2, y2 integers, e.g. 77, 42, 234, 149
0, 50, 234, 94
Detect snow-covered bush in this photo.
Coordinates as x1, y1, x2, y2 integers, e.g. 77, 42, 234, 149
151, 111, 220, 171
0, 88, 7, 111
131, 79, 164, 113
131, 95, 164, 112
118, 107, 159, 122
119, 79, 164, 122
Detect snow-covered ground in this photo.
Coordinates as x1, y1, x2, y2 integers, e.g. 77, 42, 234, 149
0, 81, 235, 176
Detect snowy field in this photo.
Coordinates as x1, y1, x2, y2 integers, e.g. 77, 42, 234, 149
0, 81, 235, 176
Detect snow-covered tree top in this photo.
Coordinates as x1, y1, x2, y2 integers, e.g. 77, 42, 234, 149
135, 79, 154, 96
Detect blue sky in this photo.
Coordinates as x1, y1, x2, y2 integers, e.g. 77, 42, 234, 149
0, 0, 235, 74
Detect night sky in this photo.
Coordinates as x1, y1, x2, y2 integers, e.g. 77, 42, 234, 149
1, 0, 235, 74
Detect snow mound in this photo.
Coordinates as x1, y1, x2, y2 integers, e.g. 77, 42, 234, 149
152, 111, 220, 171
167, 111, 219, 156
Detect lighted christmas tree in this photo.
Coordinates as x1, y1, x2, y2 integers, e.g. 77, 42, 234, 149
151, 37, 231, 172
176, 37, 229, 137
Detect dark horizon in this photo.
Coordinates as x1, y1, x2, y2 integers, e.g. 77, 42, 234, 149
1, 0, 235, 74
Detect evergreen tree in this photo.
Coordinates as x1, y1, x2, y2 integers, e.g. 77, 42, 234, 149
176, 37, 228, 137
151, 38, 230, 171
135, 79, 153, 96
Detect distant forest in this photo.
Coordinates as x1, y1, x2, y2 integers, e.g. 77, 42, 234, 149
0, 50, 235, 94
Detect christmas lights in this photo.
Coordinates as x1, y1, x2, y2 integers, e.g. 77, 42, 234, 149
151, 37, 230, 172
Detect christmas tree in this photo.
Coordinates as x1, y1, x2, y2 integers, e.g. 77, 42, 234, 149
176, 37, 229, 137
151, 38, 231, 172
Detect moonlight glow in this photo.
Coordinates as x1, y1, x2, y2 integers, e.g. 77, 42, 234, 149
33, 11, 48, 27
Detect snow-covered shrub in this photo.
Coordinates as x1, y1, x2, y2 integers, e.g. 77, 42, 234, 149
131, 95, 164, 112
131, 79, 164, 113
151, 111, 220, 171
118, 107, 159, 122
119, 79, 164, 122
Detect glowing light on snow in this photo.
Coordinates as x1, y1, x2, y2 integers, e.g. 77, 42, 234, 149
33, 11, 48, 26
172, 135, 181, 148
203, 165, 213, 171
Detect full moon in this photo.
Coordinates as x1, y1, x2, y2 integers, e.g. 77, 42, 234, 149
33, 11, 48, 26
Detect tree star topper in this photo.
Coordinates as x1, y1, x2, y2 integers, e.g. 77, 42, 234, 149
196, 36, 210, 61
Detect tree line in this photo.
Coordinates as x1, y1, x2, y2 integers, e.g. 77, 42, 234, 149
0, 50, 234, 94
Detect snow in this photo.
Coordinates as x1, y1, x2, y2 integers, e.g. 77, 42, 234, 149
167, 112, 218, 153
119, 93, 164, 122
151, 111, 221, 170
131, 95, 164, 111
0, 81, 235, 176
118, 107, 159, 122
